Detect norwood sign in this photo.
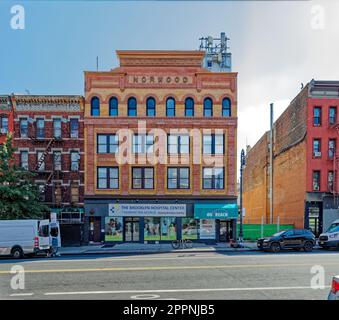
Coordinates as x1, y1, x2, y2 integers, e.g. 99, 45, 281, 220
109, 203, 186, 217
129, 75, 192, 85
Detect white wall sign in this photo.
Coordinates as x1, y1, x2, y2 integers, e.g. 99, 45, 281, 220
199, 219, 216, 239
109, 204, 186, 217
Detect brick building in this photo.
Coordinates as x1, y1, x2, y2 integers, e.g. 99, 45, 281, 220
243, 80, 339, 236
11, 95, 85, 245
0, 95, 14, 144
84, 50, 238, 244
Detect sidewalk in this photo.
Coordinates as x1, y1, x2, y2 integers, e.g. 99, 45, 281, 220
59, 242, 258, 256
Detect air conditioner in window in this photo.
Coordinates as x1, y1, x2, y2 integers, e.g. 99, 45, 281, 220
314, 151, 322, 157
0, 128, 7, 134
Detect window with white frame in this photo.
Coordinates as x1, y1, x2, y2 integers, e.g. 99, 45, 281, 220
71, 152, 80, 171
20, 118, 28, 137
53, 151, 62, 171
20, 151, 29, 170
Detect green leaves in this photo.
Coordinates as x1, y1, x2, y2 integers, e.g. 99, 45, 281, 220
0, 134, 50, 220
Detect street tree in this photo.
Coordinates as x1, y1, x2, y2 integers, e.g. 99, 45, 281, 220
0, 134, 49, 219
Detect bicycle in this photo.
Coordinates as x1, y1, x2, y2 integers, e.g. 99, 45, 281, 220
171, 239, 193, 249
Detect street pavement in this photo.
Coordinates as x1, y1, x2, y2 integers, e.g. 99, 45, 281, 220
0, 250, 338, 300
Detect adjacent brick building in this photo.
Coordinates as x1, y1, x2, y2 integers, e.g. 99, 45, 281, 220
243, 80, 339, 236
84, 50, 238, 244
11, 95, 85, 245
0, 95, 14, 144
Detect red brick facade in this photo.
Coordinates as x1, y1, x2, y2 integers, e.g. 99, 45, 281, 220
0, 96, 14, 144
11, 95, 85, 212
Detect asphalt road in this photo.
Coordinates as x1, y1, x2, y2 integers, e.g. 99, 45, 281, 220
0, 251, 338, 300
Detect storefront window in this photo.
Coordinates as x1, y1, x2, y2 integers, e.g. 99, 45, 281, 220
144, 217, 161, 241
144, 217, 177, 241
160, 217, 177, 241
182, 218, 198, 240
105, 217, 123, 241
199, 219, 216, 239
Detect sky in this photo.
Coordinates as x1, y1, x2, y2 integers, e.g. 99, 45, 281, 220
1, 0, 339, 176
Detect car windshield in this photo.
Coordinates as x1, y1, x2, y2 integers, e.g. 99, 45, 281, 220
326, 223, 339, 233
272, 231, 285, 237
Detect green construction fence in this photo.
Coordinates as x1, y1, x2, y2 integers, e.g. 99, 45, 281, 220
237, 224, 294, 241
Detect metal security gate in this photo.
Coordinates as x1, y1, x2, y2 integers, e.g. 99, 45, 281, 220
60, 224, 82, 247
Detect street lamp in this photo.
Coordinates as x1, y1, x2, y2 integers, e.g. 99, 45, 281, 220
239, 149, 246, 242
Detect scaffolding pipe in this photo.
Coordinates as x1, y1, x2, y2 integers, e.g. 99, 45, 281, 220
269, 103, 274, 224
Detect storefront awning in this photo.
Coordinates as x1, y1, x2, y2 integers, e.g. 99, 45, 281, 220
194, 203, 238, 219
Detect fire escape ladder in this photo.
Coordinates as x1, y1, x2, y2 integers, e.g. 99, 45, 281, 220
34, 137, 56, 171
46, 172, 54, 185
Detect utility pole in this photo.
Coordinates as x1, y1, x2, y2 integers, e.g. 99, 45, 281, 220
239, 149, 246, 242
269, 103, 274, 224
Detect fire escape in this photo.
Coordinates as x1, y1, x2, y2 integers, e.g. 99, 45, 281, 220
329, 118, 339, 205
30, 123, 64, 208
29, 120, 83, 224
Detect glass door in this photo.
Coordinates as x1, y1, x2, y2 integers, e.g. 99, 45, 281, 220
124, 217, 140, 242
219, 220, 231, 242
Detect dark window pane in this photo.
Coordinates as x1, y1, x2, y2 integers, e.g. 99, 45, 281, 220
109, 97, 118, 116
166, 98, 175, 116
146, 97, 156, 117
20, 119, 28, 137
203, 98, 213, 117
91, 97, 100, 116
70, 119, 79, 138
185, 98, 194, 117
222, 98, 231, 117
128, 97, 137, 116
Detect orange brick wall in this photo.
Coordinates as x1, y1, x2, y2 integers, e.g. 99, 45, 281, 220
243, 132, 269, 223
273, 140, 306, 227
243, 86, 308, 227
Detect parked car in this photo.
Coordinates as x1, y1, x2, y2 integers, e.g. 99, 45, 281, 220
0, 219, 55, 259
319, 219, 339, 250
257, 229, 316, 253
328, 275, 339, 300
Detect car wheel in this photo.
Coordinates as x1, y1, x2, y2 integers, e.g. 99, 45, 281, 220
270, 242, 281, 253
11, 247, 24, 259
303, 241, 313, 252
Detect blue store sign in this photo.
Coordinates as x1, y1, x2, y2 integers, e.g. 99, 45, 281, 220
194, 203, 238, 219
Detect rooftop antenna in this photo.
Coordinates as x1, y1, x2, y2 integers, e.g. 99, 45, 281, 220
96, 56, 99, 71
25, 89, 30, 95
199, 32, 232, 72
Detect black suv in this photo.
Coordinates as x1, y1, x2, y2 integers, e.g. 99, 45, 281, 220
257, 229, 316, 253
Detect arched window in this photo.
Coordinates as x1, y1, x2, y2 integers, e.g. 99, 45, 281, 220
185, 98, 194, 117
146, 97, 156, 117
166, 98, 176, 117
109, 97, 118, 116
222, 98, 231, 117
90, 97, 100, 116
128, 97, 137, 116
203, 98, 213, 117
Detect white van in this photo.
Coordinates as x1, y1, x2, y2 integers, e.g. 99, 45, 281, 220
0, 219, 51, 258
318, 219, 339, 249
